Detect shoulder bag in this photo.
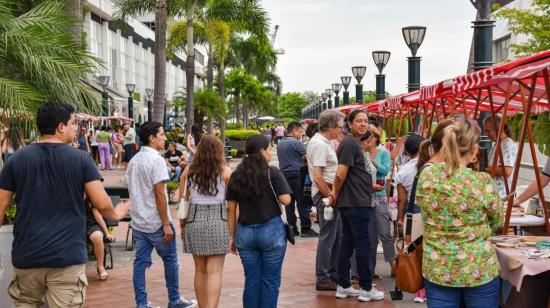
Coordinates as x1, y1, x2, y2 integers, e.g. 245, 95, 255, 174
267, 168, 295, 245
395, 165, 428, 293
176, 175, 190, 219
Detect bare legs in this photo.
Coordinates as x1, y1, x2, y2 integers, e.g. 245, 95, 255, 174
192, 255, 225, 308
89, 231, 108, 280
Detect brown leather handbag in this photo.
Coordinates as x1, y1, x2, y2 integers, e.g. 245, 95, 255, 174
395, 237, 423, 293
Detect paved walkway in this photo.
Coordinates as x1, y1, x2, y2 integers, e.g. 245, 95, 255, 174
85, 150, 425, 308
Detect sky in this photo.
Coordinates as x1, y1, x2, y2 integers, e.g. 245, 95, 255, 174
261, 0, 477, 98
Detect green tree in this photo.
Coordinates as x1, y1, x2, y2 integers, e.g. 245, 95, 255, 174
496, 0, 550, 55
278, 92, 308, 120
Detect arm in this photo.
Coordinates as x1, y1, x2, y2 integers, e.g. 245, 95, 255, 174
488, 166, 513, 178
124, 131, 134, 141
278, 194, 291, 205
0, 189, 14, 225
485, 178, 504, 230
165, 158, 174, 169
332, 164, 349, 203
376, 150, 392, 177
186, 134, 195, 155
390, 136, 406, 161
396, 184, 408, 223
312, 166, 333, 199
514, 174, 550, 205
85, 180, 130, 221
227, 200, 238, 254
153, 181, 173, 243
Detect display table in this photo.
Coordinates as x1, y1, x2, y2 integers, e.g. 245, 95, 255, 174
494, 238, 550, 308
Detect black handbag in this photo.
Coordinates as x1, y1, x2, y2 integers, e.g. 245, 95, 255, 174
267, 168, 295, 245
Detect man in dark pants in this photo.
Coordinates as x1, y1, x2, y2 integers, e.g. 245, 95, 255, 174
332, 109, 384, 302
277, 122, 318, 237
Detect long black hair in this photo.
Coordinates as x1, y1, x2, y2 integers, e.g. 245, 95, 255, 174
191, 124, 202, 145
228, 134, 271, 202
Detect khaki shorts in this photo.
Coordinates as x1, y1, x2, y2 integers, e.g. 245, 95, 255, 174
8, 264, 87, 308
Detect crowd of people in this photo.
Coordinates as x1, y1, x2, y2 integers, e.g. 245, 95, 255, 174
0, 101, 533, 308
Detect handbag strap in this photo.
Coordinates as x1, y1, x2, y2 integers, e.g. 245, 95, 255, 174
406, 163, 431, 214
267, 168, 289, 225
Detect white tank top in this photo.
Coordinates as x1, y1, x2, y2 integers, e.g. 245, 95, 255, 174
188, 176, 226, 204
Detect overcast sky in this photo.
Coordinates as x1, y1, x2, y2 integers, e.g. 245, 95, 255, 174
262, 0, 477, 97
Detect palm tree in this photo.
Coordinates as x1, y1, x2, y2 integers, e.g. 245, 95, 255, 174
0, 0, 102, 152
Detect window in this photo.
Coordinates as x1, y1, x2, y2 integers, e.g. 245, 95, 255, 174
194, 49, 204, 66
494, 35, 511, 63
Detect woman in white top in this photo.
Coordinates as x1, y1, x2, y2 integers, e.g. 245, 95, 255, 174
186, 124, 202, 163
180, 135, 231, 308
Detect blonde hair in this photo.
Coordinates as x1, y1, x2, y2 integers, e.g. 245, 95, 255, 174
369, 124, 381, 145
440, 119, 480, 173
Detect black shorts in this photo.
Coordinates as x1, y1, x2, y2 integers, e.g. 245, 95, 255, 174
123, 144, 135, 162
86, 224, 104, 239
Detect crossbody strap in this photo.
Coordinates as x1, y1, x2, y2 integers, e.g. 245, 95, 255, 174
406, 163, 431, 214
267, 168, 289, 225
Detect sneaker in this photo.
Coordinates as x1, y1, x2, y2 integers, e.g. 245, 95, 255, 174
300, 229, 319, 237
335, 285, 360, 299
167, 297, 197, 308
413, 289, 426, 303
292, 228, 300, 237
358, 287, 385, 302
316, 279, 338, 291
137, 302, 160, 308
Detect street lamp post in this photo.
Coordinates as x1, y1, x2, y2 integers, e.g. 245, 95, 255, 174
332, 83, 342, 108
321, 93, 328, 111
145, 88, 153, 122
351, 66, 366, 103
98, 75, 110, 117
126, 83, 136, 121
372, 51, 391, 100
341, 76, 352, 105
402, 26, 426, 93
325, 89, 334, 109
163, 94, 168, 128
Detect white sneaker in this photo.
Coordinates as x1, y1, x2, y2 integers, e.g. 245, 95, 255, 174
335, 285, 361, 299
413, 296, 425, 303
358, 287, 385, 302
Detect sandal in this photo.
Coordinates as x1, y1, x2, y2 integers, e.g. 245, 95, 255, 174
97, 267, 109, 280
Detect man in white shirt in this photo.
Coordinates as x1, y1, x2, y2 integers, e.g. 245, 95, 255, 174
307, 110, 345, 291
127, 121, 196, 308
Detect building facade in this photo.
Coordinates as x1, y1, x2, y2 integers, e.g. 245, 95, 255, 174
493, 0, 532, 64
83, 0, 207, 122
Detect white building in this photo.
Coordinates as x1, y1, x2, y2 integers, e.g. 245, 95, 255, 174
492, 0, 532, 64
83, 0, 207, 122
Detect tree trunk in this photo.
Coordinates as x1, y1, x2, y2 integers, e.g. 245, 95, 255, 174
243, 97, 248, 129
185, 1, 196, 134
206, 44, 214, 88
153, 0, 167, 123
64, 0, 82, 43
218, 63, 226, 143
235, 94, 241, 125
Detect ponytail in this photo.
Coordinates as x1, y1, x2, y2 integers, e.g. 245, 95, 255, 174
440, 125, 461, 172
416, 139, 433, 170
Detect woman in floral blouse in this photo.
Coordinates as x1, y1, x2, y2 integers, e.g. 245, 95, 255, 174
417, 119, 503, 307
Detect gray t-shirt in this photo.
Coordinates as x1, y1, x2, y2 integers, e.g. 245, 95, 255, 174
306, 133, 338, 197
542, 159, 550, 177
127, 146, 171, 233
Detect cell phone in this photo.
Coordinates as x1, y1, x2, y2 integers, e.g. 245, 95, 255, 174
501, 191, 515, 203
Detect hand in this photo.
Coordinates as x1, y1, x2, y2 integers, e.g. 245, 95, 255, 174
230, 238, 238, 255
171, 166, 176, 171
328, 192, 336, 207
397, 136, 406, 146
162, 224, 174, 243
373, 184, 384, 192
106, 233, 115, 242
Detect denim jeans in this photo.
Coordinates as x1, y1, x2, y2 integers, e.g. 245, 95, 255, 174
313, 192, 341, 283
133, 223, 181, 307
424, 277, 500, 308
168, 166, 182, 181
236, 216, 287, 308
337, 206, 374, 291
283, 170, 312, 232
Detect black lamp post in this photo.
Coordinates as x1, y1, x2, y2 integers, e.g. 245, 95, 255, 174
372, 51, 391, 100
126, 83, 136, 121
321, 93, 328, 111
145, 88, 153, 122
98, 75, 110, 117
341, 76, 352, 105
325, 89, 334, 109
471, 1, 495, 71
402, 26, 426, 93
332, 83, 342, 108
351, 66, 366, 103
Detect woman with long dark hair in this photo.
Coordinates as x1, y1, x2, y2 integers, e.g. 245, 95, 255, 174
186, 124, 203, 163
180, 135, 231, 308
226, 135, 292, 308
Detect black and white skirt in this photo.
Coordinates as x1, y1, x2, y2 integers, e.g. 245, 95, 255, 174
183, 202, 231, 256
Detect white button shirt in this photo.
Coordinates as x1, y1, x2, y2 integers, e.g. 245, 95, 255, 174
127, 146, 171, 233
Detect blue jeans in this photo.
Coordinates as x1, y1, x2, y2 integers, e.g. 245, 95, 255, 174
337, 206, 374, 291
236, 216, 287, 308
425, 277, 500, 308
133, 224, 180, 306
168, 166, 182, 181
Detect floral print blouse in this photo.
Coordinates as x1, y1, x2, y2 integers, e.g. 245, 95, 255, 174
417, 163, 503, 287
